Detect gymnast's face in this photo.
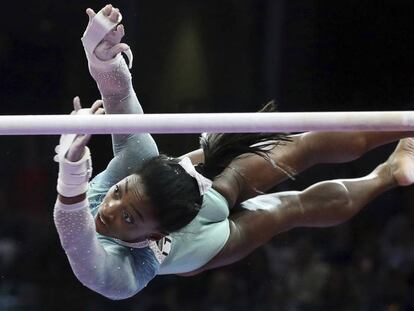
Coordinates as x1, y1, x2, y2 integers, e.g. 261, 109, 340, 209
95, 174, 162, 242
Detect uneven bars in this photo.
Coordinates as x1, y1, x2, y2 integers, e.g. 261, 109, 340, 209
0, 111, 413, 135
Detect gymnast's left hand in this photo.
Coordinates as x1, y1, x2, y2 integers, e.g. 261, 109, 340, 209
54, 97, 104, 199
86, 5, 130, 62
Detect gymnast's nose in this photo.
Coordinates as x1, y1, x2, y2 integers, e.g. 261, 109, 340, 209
101, 201, 118, 222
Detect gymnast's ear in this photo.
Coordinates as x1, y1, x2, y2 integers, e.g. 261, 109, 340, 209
148, 233, 166, 241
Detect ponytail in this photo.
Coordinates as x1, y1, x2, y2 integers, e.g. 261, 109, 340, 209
197, 101, 292, 179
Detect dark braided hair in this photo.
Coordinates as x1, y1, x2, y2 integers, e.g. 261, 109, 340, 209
196, 101, 291, 179
137, 155, 202, 233
136, 101, 291, 233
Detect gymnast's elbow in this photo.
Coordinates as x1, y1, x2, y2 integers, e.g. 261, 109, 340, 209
80, 279, 140, 300
100, 289, 138, 301
70, 267, 141, 300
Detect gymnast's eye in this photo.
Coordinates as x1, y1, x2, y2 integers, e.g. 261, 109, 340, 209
114, 184, 120, 196
123, 211, 134, 224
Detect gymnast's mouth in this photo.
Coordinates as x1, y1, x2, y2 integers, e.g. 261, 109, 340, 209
96, 212, 107, 226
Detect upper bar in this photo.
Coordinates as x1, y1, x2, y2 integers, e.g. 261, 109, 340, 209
0, 112, 413, 135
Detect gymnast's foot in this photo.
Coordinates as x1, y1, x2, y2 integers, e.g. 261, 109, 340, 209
85, 4, 130, 62
386, 138, 414, 186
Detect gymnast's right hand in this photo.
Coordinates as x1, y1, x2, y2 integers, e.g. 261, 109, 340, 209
54, 97, 104, 198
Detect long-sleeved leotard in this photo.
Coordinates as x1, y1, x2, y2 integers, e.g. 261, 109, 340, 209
53, 30, 233, 297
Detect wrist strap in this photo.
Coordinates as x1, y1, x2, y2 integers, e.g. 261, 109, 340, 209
57, 147, 92, 197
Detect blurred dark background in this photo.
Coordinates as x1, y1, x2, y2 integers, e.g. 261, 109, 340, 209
1, 0, 414, 310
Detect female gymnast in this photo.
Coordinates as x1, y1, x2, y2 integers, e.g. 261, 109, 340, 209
54, 4, 414, 299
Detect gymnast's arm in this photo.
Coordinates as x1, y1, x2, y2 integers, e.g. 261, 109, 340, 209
53, 105, 149, 300
54, 196, 143, 300
83, 5, 134, 105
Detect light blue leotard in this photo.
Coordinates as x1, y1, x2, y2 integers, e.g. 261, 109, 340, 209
87, 164, 230, 275
54, 52, 230, 300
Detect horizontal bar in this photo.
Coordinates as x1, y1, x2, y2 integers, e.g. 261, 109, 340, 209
0, 111, 413, 135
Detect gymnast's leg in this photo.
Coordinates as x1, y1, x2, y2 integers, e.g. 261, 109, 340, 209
83, 5, 158, 182
192, 138, 414, 274
214, 131, 412, 205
